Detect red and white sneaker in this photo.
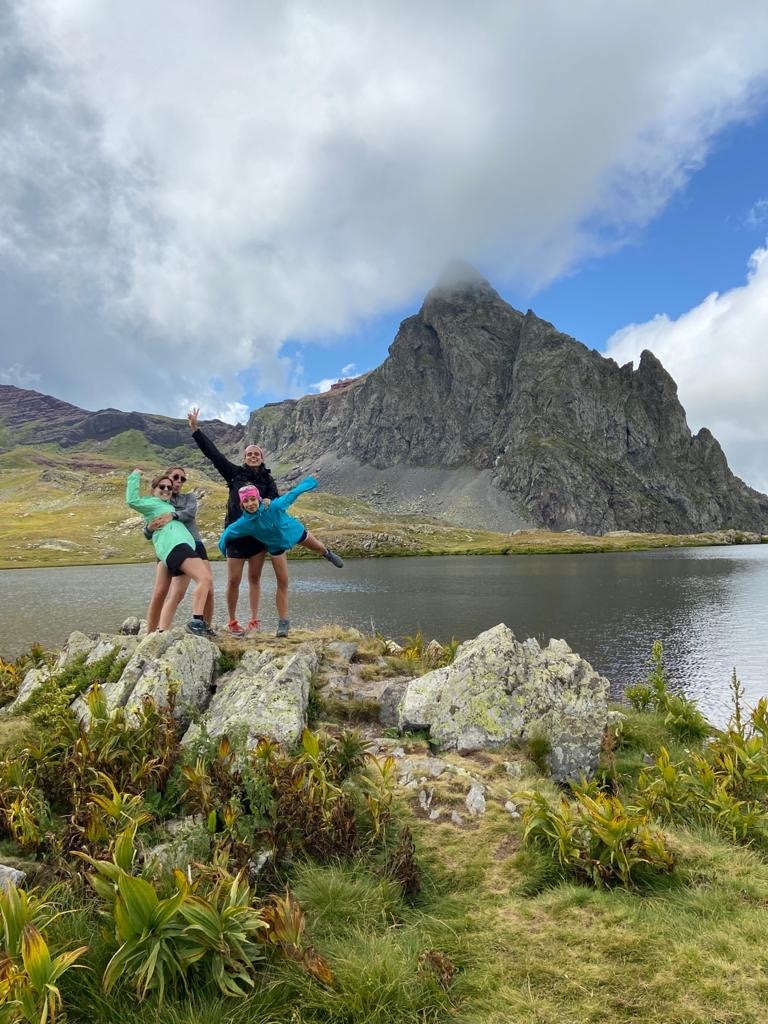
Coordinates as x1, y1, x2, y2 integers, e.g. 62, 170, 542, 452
226, 620, 246, 637
246, 618, 261, 635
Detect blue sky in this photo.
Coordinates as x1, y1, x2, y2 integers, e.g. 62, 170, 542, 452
2, 2, 768, 485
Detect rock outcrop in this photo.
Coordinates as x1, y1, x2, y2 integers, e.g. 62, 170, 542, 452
399, 623, 609, 782
182, 646, 319, 748
245, 266, 768, 534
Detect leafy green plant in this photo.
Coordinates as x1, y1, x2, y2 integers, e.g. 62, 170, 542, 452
0, 884, 87, 1024
624, 641, 709, 741
521, 787, 675, 889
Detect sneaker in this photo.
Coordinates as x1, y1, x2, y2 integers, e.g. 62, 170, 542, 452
323, 548, 344, 568
276, 618, 290, 638
226, 620, 246, 637
185, 618, 209, 637
246, 618, 261, 635
203, 622, 218, 638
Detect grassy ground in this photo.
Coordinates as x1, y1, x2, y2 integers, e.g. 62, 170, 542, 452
0, 444, 762, 569
3, 628, 768, 1022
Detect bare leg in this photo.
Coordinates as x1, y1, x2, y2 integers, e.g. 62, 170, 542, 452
247, 550, 266, 622
226, 557, 245, 621
160, 574, 191, 629
160, 557, 211, 625
147, 562, 172, 632
298, 532, 328, 555
271, 553, 289, 620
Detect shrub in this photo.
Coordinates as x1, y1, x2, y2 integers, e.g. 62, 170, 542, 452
624, 641, 709, 741
521, 786, 675, 889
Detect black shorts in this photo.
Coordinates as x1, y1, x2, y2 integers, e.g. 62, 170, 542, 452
225, 535, 267, 560
168, 541, 208, 577
271, 529, 307, 557
165, 543, 200, 574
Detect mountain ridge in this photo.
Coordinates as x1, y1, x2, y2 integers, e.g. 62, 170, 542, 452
244, 271, 768, 534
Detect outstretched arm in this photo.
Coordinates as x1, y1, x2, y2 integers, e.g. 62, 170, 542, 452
218, 512, 262, 554
271, 475, 318, 512
126, 470, 156, 515
188, 407, 238, 484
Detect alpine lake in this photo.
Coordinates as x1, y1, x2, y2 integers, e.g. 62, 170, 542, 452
3, 544, 768, 727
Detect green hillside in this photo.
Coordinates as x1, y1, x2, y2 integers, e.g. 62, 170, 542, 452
0, 443, 760, 569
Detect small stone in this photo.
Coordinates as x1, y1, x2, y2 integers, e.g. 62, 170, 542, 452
0, 864, 26, 891
418, 788, 434, 811
465, 783, 486, 816
429, 809, 442, 820
504, 801, 521, 818
451, 811, 465, 826
119, 616, 142, 635
503, 761, 523, 777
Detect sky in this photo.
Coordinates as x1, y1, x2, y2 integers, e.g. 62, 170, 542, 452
1, 1, 768, 487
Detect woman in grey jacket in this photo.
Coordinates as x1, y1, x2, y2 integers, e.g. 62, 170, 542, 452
144, 466, 215, 632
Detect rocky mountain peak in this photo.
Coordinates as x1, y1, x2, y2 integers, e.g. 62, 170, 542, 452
245, 269, 768, 535
426, 261, 500, 304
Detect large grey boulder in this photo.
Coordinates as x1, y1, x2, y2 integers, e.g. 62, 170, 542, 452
183, 646, 319, 748
73, 630, 216, 728
0, 864, 26, 892
399, 623, 609, 783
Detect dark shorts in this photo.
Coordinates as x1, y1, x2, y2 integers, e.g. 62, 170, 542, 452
270, 529, 306, 557
225, 535, 267, 560
165, 542, 200, 574
168, 541, 208, 577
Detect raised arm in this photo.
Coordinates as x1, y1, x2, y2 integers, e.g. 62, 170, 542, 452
271, 475, 318, 512
125, 470, 156, 515
188, 407, 238, 484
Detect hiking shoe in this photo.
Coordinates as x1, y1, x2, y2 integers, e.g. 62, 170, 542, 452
203, 622, 218, 638
186, 618, 209, 637
246, 618, 261, 635
226, 620, 246, 637
276, 618, 290, 638
323, 548, 344, 568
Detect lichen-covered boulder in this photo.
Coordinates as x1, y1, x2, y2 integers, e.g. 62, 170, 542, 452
73, 629, 216, 728
183, 646, 319, 748
0, 864, 26, 891
399, 623, 609, 782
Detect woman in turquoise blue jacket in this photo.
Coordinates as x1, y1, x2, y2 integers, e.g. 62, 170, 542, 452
217, 476, 343, 636
126, 469, 213, 636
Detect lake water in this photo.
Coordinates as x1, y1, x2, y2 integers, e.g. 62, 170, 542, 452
2, 546, 768, 725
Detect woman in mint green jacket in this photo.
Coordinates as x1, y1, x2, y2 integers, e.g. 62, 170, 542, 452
126, 469, 213, 636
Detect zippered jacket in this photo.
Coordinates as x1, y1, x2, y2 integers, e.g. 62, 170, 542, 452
218, 476, 317, 556
143, 491, 202, 544
192, 428, 279, 526
126, 471, 196, 565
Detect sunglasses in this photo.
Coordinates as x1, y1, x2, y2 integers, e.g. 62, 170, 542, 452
156, 484, 174, 492
170, 474, 187, 483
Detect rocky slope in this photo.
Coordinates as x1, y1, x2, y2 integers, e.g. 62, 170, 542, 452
246, 267, 768, 534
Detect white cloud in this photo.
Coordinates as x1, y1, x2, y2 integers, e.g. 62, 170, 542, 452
309, 378, 336, 395
747, 198, 768, 226
2, 1, 768, 415
605, 242, 768, 490
340, 364, 356, 377
0, 364, 42, 389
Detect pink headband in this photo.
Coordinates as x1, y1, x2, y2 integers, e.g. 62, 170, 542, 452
238, 485, 260, 501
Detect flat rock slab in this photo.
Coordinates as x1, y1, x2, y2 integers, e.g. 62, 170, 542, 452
183, 645, 320, 748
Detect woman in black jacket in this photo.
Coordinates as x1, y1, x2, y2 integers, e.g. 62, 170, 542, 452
187, 407, 289, 636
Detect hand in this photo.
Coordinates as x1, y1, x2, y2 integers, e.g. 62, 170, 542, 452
148, 513, 173, 532
188, 407, 200, 432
